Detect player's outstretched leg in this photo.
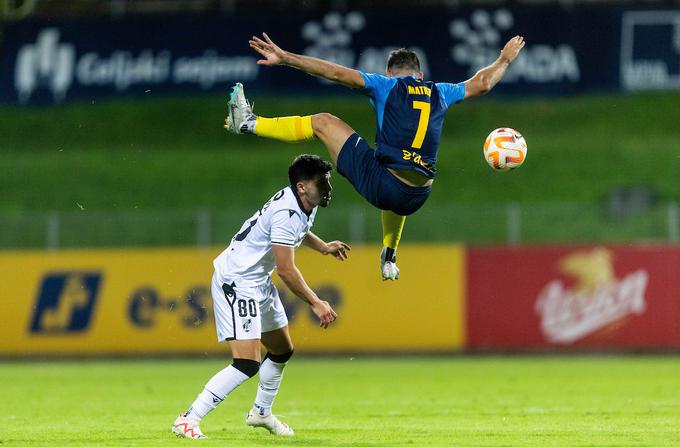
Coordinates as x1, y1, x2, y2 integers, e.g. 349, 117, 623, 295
224, 83, 354, 164
225, 82, 313, 142
381, 210, 405, 280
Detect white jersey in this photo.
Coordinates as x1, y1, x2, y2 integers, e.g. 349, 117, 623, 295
213, 186, 317, 287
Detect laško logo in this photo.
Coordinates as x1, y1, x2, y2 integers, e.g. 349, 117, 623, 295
534, 248, 648, 344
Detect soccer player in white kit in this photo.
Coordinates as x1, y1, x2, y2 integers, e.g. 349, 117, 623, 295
172, 154, 350, 439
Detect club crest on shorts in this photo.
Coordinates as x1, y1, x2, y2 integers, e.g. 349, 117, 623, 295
242, 318, 252, 333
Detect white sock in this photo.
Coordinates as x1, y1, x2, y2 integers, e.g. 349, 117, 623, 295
253, 357, 287, 417
185, 365, 249, 420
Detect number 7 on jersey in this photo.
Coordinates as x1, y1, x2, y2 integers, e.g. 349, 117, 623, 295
410, 100, 430, 149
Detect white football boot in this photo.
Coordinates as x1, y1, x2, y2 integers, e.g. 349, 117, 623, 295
246, 410, 294, 436
172, 414, 207, 439
380, 247, 400, 281
224, 82, 256, 134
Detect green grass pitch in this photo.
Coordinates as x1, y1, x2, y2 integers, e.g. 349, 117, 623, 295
2, 356, 679, 446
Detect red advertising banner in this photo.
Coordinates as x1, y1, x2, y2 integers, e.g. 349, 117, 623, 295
466, 245, 680, 350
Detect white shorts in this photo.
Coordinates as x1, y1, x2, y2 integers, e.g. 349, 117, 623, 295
210, 272, 288, 341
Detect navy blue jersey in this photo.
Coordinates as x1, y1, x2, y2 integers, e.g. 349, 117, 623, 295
359, 72, 465, 178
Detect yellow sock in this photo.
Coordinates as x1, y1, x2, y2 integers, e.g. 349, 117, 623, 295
382, 210, 406, 250
254, 116, 314, 142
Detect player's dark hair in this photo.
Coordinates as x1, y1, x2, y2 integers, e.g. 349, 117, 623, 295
387, 48, 420, 73
288, 154, 333, 186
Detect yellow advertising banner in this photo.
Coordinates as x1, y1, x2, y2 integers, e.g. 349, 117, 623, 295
0, 245, 464, 356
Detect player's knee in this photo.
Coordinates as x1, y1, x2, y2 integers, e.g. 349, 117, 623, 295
265, 349, 294, 364
232, 358, 260, 378
311, 113, 338, 134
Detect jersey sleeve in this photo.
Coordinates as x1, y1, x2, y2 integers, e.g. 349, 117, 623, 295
359, 71, 397, 101
270, 209, 302, 247
436, 82, 466, 107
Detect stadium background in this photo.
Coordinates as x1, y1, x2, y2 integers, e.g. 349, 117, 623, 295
1, 1, 680, 445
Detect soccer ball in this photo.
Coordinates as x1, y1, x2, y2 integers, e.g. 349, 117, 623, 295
483, 127, 527, 172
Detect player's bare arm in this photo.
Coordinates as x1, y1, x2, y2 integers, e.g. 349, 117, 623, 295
250, 32, 365, 89
272, 244, 338, 328
464, 35, 525, 99
303, 231, 351, 261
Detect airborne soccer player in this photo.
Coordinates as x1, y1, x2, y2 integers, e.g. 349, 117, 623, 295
225, 32, 525, 280
172, 154, 350, 439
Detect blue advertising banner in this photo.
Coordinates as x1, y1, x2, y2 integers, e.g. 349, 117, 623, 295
620, 10, 680, 90
0, 6, 676, 104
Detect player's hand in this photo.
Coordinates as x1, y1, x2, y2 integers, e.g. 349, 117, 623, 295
249, 32, 287, 66
325, 240, 351, 261
311, 300, 338, 329
500, 35, 525, 64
